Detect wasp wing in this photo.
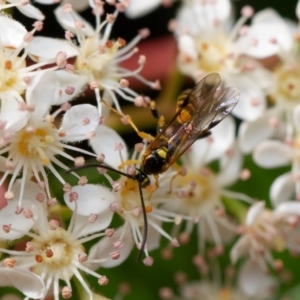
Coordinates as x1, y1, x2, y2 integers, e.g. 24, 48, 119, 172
148, 73, 240, 171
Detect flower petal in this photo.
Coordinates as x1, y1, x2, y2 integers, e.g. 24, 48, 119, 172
238, 112, 281, 153
176, 0, 232, 35
246, 201, 265, 226
64, 184, 116, 216
26, 71, 56, 122
230, 236, 248, 264
275, 201, 300, 216
238, 260, 276, 298
0, 94, 29, 132
60, 104, 99, 142
87, 226, 133, 269
270, 172, 294, 207
236, 9, 293, 58
0, 200, 35, 240
53, 70, 87, 105
15, 3, 45, 20
293, 104, 300, 132
28, 37, 79, 62
226, 72, 267, 121
188, 116, 235, 167
60, 0, 89, 12
253, 140, 291, 168
74, 211, 113, 238
0, 16, 27, 48
89, 125, 128, 170
0, 267, 45, 299
54, 6, 95, 36
125, 0, 161, 18
216, 142, 243, 187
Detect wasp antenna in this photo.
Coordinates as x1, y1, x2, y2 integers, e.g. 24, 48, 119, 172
137, 181, 148, 263
65, 163, 133, 179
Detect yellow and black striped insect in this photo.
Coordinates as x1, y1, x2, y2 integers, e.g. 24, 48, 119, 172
139, 73, 239, 177
70, 73, 239, 262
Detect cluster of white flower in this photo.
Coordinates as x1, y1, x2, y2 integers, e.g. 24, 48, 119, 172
1, 0, 300, 299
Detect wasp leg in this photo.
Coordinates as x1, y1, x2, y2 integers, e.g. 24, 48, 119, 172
101, 99, 155, 141
150, 101, 165, 134
168, 162, 184, 194
118, 159, 141, 171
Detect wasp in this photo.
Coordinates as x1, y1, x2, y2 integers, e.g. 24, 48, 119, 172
69, 73, 239, 262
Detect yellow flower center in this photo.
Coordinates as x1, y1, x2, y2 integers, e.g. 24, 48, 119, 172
75, 37, 123, 82
270, 61, 300, 108
195, 33, 229, 74
12, 124, 61, 165
118, 177, 153, 226
33, 228, 84, 276
174, 168, 220, 216
0, 49, 25, 94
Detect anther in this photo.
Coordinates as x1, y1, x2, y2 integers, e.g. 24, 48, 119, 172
88, 214, 98, 223
49, 219, 59, 230
74, 156, 85, 166
106, 14, 115, 23
2, 224, 11, 233
33, 21, 43, 31
132, 206, 142, 217
113, 182, 121, 192
66, 64, 75, 73
78, 176, 88, 186
47, 197, 57, 206
56, 51, 67, 68
110, 251, 120, 260
15, 205, 23, 214
143, 256, 154, 266
98, 276, 109, 286
26, 242, 34, 252
78, 253, 88, 263
69, 192, 78, 202
109, 203, 119, 212
113, 240, 124, 249
23, 209, 33, 219
139, 28, 150, 39
4, 191, 14, 200
105, 228, 115, 237
3, 258, 15, 268
75, 20, 85, 29
96, 153, 105, 162
62, 286, 72, 299
45, 249, 53, 258
65, 86, 75, 95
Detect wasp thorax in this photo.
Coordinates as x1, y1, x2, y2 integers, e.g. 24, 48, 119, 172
142, 148, 168, 175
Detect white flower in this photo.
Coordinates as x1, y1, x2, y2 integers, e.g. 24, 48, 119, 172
0, 266, 45, 299
88, 125, 181, 265
251, 104, 300, 204
169, 260, 276, 300
0, 0, 46, 20
176, 0, 232, 35
230, 201, 288, 271
238, 8, 300, 152
161, 117, 246, 253
176, 6, 279, 121
0, 71, 99, 208
29, 3, 159, 114
0, 15, 82, 127
125, 0, 164, 18
0, 180, 115, 300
